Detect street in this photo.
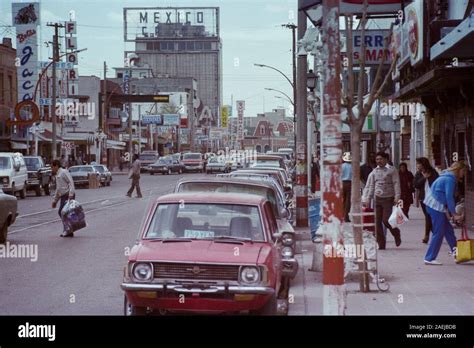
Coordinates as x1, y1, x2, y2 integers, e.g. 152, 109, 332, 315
0, 172, 203, 315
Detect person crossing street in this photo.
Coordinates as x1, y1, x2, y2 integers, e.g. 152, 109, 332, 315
51, 159, 76, 237
126, 154, 142, 198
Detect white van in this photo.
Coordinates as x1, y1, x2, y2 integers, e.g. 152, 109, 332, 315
0, 152, 28, 199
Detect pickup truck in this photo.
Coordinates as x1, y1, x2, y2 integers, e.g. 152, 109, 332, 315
24, 156, 52, 196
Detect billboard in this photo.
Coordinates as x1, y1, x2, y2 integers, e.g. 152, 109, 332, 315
12, 2, 40, 102
340, 0, 401, 15
124, 7, 219, 42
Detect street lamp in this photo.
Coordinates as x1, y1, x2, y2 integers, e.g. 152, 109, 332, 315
254, 63, 294, 88
264, 88, 294, 107
307, 69, 318, 92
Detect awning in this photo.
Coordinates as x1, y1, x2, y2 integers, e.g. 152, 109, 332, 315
63, 133, 95, 144
10, 141, 28, 150
431, 12, 474, 61
106, 139, 126, 150
36, 129, 63, 143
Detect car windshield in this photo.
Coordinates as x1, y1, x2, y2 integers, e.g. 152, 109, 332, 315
183, 153, 201, 160
70, 166, 93, 173
255, 160, 281, 167
157, 158, 171, 164
0, 157, 11, 169
208, 157, 222, 163
24, 157, 41, 170
178, 182, 281, 216
94, 166, 105, 173
140, 154, 157, 161
145, 203, 264, 241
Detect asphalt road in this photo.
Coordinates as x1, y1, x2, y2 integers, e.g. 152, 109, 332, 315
0, 172, 207, 315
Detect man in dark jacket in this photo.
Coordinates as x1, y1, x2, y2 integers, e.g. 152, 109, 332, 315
360, 152, 376, 187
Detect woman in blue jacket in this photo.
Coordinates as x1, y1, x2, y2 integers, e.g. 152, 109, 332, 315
423, 161, 467, 265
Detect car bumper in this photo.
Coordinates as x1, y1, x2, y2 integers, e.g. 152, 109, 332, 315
122, 283, 274, 313
281, 257, 298, 279
184, 166, 203, 171
27, 179, 40, 187
121, 282, 274, 295
72, 179, 89, 185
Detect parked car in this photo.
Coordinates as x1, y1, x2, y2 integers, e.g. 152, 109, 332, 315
206, 156, 230, 174
24, 156, 52, 196
148, 157, 184, 175
0, 152, 28, 199
175, 178, 298, 284
244, 155, 286, 171
0, 189, 18, 244
121, 192, 288, 315
68, 165, 100, 188
181, 152, 204, 173
139, 151, 159, 173
93, 165, 112, 186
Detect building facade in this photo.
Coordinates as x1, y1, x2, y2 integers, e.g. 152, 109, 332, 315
123, 7, 222, 130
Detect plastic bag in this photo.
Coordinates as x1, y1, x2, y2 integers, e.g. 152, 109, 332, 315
61, 199, 87, 233
388, 205, 409, 229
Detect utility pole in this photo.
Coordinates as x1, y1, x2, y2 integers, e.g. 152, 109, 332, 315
296, 1, 308, 227
101, 61, 107, 165
321, 0, 345, 315
47, 22, 64, 160
282, 23, 297, 151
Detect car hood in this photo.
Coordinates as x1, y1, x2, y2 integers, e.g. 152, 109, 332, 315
70, 171, 90, 175
132, 240, 264, 264
182, 159, 202, 163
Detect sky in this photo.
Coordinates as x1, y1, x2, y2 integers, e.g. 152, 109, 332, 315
1, 0, 301, 117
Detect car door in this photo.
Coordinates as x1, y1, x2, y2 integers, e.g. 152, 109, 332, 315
263, 201, 282, 287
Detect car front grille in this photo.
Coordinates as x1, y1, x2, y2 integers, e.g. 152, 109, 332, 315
153, 262, 240, 281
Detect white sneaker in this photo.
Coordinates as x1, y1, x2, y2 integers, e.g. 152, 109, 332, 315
424, 260, 443, 265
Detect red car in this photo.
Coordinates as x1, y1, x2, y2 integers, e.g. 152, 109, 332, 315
181, 152, 204, 173
121, 192, 286, 315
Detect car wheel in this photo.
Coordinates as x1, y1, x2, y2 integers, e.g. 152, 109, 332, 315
150, 172, 154, 175
124, 295, 147, 316
251, 293, 277, 316
0, 221, 8, 244
43, 184, 51, 196
19, 185, 26, 199
34, 186, 42, 196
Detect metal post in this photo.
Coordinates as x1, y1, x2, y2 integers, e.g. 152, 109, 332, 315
138, 104, 141, 155
296, 0, 308, 227
321, 0, 345, 315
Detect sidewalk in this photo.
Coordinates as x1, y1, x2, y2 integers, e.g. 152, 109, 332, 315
289, 206, 474, 315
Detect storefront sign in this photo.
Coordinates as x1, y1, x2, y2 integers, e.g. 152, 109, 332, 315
352, 30, 391, 65
12, 2, 40, 102
405, 0, 424, 66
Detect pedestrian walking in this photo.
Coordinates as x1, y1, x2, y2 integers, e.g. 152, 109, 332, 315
362, 152, 402, 250
399, 162, 414, 218
51, 159, 76, 237
342, 152, 352, 222
126, 154, 142, 198
423, 161, 467, 265
413, 157, 439, 243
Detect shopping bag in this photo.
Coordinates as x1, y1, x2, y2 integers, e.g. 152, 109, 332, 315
61, 199, 87, 233
456, 225, 474, 263
388, 205, 409, 229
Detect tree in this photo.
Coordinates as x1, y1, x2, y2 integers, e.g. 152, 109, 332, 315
342, 0, 399, 292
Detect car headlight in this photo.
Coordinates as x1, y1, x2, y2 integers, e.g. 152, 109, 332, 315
132, 263, 153, 282
240, 266, 260, 284
281, 246, 294, 258
282, 232, 294, 246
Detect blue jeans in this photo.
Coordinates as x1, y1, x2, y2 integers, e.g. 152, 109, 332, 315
58, 194, 69, 232
425, 206, 456, 261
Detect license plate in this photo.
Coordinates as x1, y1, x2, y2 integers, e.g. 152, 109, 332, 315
184, 230, 215, 238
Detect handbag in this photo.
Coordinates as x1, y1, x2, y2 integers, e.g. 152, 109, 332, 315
388, 205, 409, 229
61, 199, 87, 233
456, 225, 474, 263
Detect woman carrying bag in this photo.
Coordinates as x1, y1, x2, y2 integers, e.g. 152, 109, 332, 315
423, 161, 467, 265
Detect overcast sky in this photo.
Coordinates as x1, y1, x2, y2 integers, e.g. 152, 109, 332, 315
1, 0, 301, 117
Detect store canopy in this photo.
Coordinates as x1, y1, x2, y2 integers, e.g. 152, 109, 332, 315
106, 139, 127, 150
10, 141, 28, 150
